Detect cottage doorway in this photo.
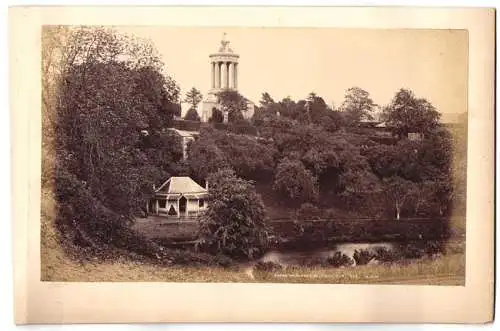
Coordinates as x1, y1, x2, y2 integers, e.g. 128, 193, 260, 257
179, 196, 187, 216
148, 200, 155, 214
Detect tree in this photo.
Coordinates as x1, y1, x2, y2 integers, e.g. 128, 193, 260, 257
340, 87, 377, 126
187, 128, 231, 181
45, 26, 181, 259
183, 87, 203, 112
414, 179, 453, 217
217, 90, 248, 122
211, 129, 278, 179
273, 157, 319, 204
382, 88, 441, 138
199, 169, 268, 259
209, 107, 224, 123
382, 176, 417, 220
259, 92, 275, 107
184, 108, 201, 121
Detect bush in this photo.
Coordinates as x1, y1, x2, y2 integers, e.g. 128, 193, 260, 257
374, 247, 401, 263
254, 261, 283, 272
424, 240, 444, 256
326, 252, 354, 267
399, 243, 425, 259
184, 108, 201, 122
353, 249, 375, 265
210, 253, 235, 268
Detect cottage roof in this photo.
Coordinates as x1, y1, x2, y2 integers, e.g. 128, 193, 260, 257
155, 176, 207, 194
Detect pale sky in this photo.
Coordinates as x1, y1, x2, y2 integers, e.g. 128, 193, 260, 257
118, 27, 467, 115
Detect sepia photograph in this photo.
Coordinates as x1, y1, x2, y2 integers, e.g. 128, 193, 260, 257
11, 6, 494, 324
41, 26, 468, 285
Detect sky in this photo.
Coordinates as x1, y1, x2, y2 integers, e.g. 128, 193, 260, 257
118, 27, 467, 116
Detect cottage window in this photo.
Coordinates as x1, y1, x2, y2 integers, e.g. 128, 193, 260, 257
158, 199, 167, 208
199, 199, 205, 207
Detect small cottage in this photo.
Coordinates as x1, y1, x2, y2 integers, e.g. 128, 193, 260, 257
147, 176, 208, 218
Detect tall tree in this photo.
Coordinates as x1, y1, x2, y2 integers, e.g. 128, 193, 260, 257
46, 26, 181, 258
340, 87, 377, 126
183, 87, 203, 113
382, 88, 441, 138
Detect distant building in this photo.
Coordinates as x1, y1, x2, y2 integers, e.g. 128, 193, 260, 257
147, 176, 208, 218
201, 33, 255, 123
168, 128, 199, 160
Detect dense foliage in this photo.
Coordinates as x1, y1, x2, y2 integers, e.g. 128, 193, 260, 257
43, 27, 188, 262
198, 169, 269, 259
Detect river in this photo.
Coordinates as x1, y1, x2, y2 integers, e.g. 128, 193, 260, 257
259, 242, 395, 266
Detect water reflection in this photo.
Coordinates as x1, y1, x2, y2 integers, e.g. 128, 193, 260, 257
260, 242, 395, 266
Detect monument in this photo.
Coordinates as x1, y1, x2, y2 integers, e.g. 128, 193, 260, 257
201, 33, 255, 123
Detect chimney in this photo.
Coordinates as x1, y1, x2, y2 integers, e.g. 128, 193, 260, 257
205, 180, 209, 190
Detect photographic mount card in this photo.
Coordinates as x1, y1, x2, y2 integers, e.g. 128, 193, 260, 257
10, 6, 494, 324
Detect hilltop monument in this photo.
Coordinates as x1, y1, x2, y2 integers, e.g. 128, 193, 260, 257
201, 33, 255, 123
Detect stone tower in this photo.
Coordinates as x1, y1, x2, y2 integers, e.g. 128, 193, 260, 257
201, 33, 240, 123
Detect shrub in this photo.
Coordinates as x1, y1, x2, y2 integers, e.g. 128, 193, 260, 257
353, 249, 375, 265
184, 108, 201, 122
374, 247, 401, 263
424, 240, 444, 256
399, 243, 425, 259
254, 261, 283, 272
326, 252, 354, 267
210, 253, 235, 268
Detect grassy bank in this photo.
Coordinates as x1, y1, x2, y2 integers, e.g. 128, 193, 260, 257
43, 243, 464, 285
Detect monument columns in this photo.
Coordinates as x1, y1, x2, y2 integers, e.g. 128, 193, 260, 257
233, 63, 238, 89
214, 62, 220, 88
211, 62, 215, 88
227, 62, 234, 88
220, 61, 227, 89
